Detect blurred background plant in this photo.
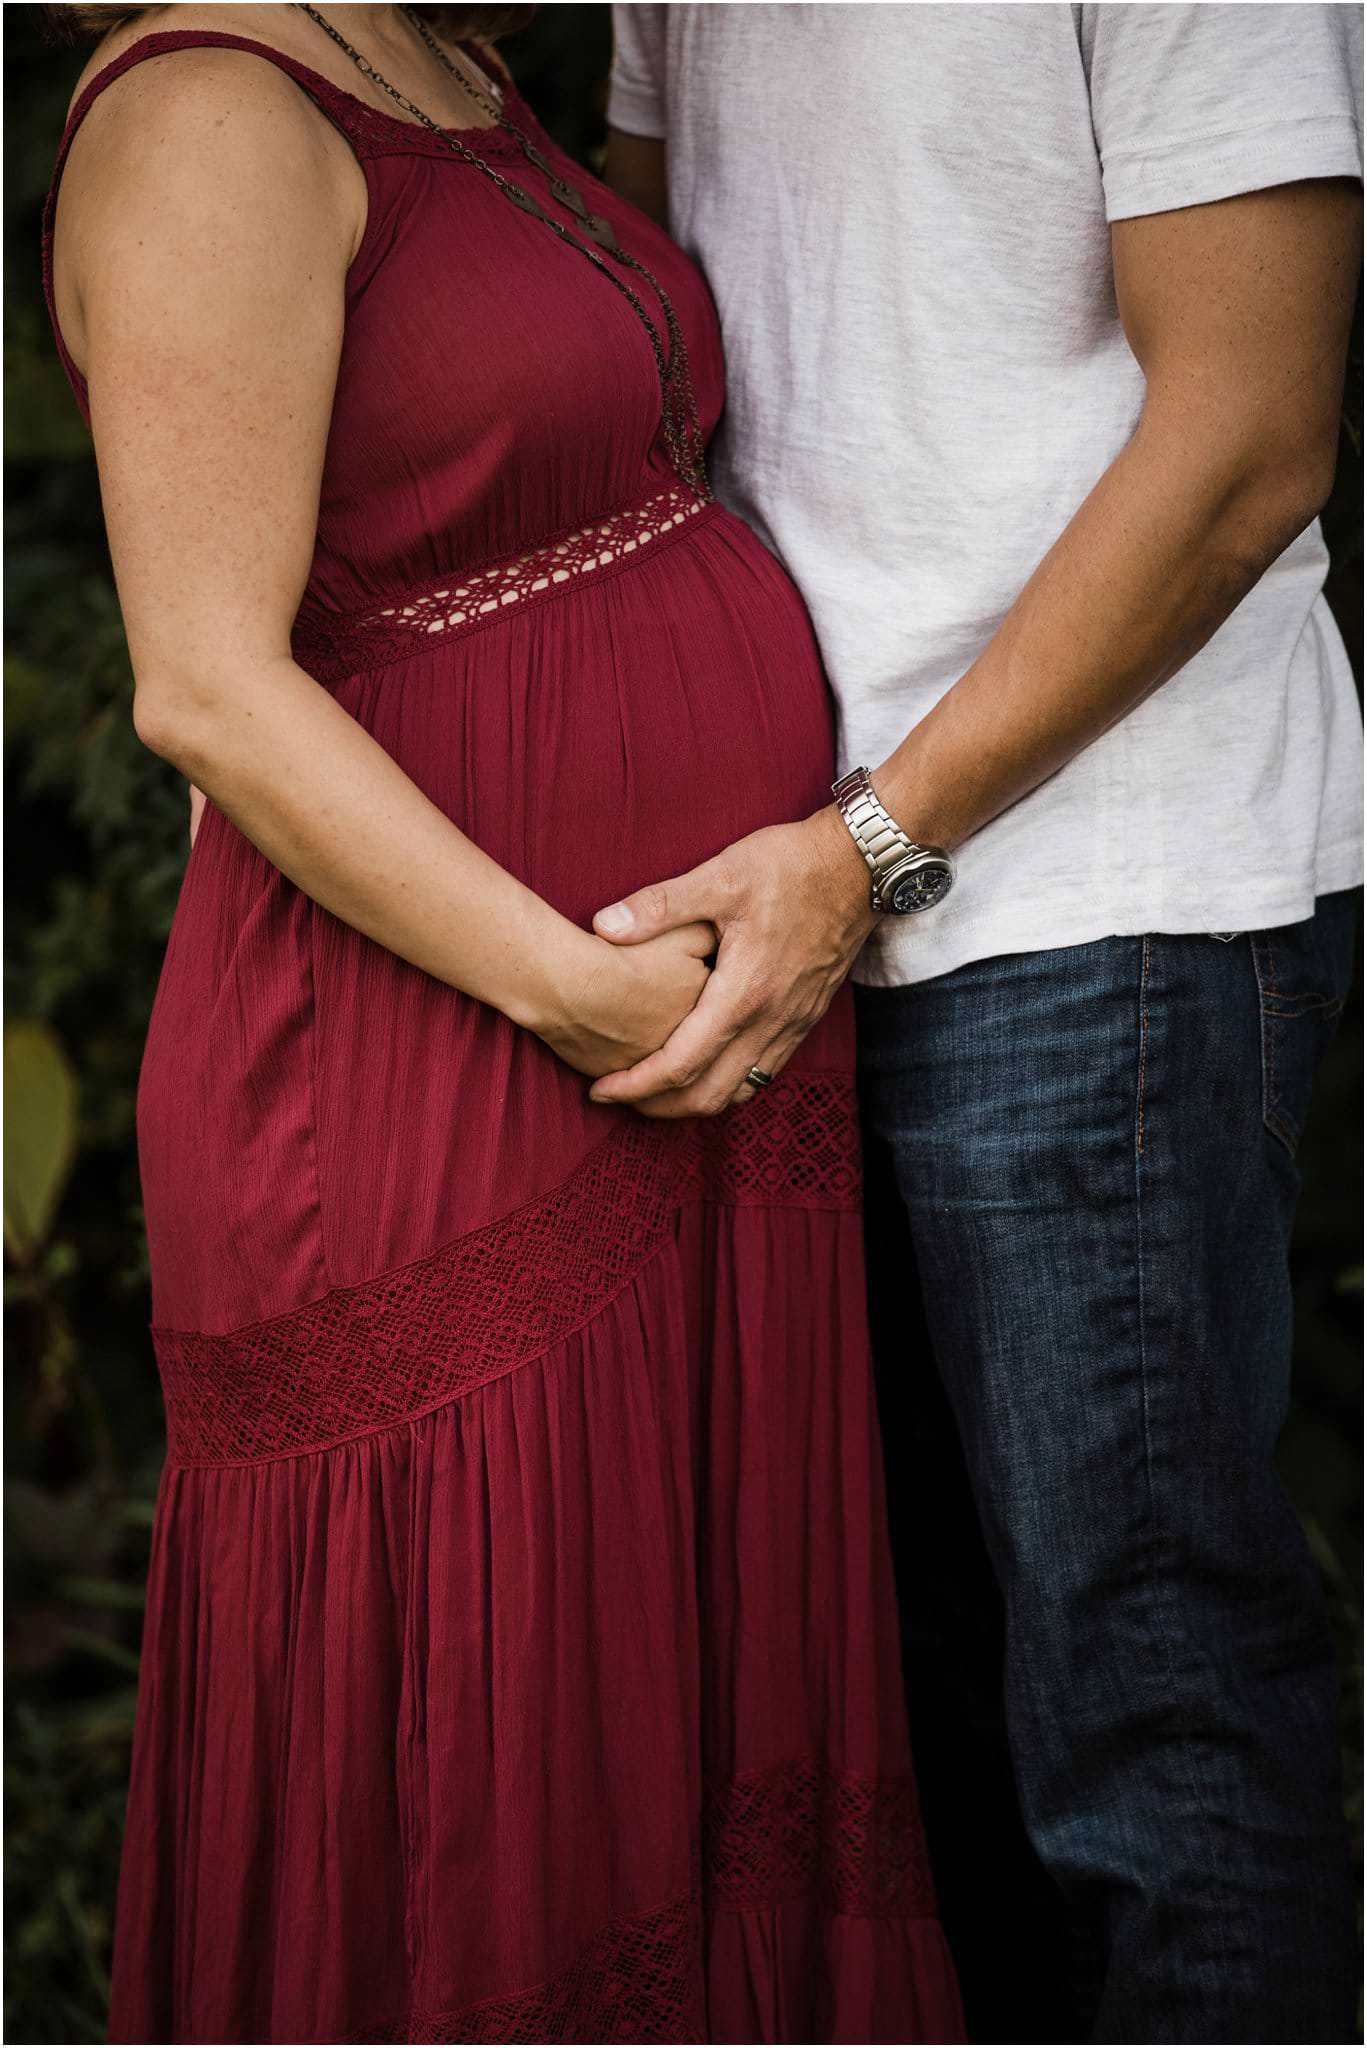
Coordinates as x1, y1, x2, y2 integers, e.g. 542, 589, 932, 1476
4, 5, 1360, 2042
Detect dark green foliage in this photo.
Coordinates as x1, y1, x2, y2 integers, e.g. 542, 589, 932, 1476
3, 5, 1359, 2040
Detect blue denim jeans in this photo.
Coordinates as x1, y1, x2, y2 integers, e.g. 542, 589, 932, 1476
854, 888, 1360, 2044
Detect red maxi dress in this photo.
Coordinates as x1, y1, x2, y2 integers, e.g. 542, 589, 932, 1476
42, 29, 965, 2046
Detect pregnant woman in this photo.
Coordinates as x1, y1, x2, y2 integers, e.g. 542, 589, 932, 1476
42, 6, 964, 2040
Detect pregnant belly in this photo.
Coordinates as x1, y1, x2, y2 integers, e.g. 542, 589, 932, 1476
136, 508, 844, 1333
335, 507, 838, 926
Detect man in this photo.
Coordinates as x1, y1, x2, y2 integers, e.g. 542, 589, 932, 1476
594, 5, 1364, 2041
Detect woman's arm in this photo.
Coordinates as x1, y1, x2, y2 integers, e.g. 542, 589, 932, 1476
55, 48, 708, 1076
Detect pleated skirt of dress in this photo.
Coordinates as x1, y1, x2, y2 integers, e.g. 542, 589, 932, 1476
107, 1092, 965, 2044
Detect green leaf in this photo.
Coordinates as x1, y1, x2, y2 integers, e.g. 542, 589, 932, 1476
58, 1627, 143, 1677
53, 1576, 146, 1613
4, 1020, 79, 1264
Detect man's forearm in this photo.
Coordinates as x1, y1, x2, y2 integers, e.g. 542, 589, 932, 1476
872, 404, 1333, 854
585, 176, 1358, 1119
584, 403, 1343, 1114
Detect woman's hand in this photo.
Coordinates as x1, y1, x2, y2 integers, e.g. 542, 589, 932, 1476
535, 922, 715, 1080
585, 809, 877, 1115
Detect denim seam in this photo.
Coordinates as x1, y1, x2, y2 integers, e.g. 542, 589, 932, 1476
1261, 993, 1347, 1019
1246, 932, 1335, 1157
1132, 935, 1231, 1987
1135, 937, 1151, 1157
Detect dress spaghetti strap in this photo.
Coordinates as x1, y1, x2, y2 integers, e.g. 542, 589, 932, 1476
40, 28, 385, 415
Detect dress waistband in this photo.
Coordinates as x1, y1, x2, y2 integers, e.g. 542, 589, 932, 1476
292, 479, 717, 685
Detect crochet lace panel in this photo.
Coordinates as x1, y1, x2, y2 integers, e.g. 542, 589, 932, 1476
706, 1754, 937, 1918
340, 1756, 936, 2042
292, 482, 716, 684
347, 1894, 702, 2044
305, 94, 531, 164
152, 1072, 861, 1468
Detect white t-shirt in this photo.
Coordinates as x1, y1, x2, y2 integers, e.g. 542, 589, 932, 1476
608, 2, 1365, 986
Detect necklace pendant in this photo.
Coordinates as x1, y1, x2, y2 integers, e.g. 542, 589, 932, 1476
299, 4, 706, 500
503, 181, 551, 224
548, 174, 585, 213
581, 212, 623, 256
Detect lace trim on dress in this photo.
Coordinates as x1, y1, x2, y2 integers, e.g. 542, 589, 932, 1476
291, 88, 532, 165
336, 1757, 935, 2041
292, 481, 717, 684
152, 1072, 861, 1468
342, 1892, 703, 2044
707, 1755, 938, 1919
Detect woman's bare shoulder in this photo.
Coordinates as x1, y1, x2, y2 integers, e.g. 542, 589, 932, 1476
65, 5, 303, 110
60, 4, 355, 194
56, 8, 362, 300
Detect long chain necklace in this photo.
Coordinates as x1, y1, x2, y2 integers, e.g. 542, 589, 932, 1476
294, 3, 711, 499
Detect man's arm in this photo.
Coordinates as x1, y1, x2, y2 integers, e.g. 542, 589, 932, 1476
604, 127, 668, 229
589, 176, 1362, 1116
867, 176, 1361, 857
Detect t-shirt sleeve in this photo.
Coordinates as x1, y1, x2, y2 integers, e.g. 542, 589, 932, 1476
1080, 2, 1363, 221
607, 4, 669, 139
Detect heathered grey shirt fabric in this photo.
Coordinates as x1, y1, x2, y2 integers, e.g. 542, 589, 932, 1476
609, 3, 1364, 985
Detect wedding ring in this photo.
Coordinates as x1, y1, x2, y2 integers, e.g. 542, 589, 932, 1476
744, 1066, 774, 1090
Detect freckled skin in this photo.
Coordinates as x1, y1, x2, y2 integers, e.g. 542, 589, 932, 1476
54, 3, 715, 1085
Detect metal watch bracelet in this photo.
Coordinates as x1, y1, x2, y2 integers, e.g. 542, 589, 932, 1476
831, 766, 956, 915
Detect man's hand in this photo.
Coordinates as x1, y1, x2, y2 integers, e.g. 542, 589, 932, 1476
533, 921, 715, 1080
588, 802, 877, 1116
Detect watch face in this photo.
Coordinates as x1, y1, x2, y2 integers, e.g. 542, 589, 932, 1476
889, 861, 954, 914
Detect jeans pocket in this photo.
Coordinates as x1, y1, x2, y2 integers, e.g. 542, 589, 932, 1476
1248, 891, 1359, 1157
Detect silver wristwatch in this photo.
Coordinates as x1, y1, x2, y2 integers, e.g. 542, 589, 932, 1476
831, 766, 956, 915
